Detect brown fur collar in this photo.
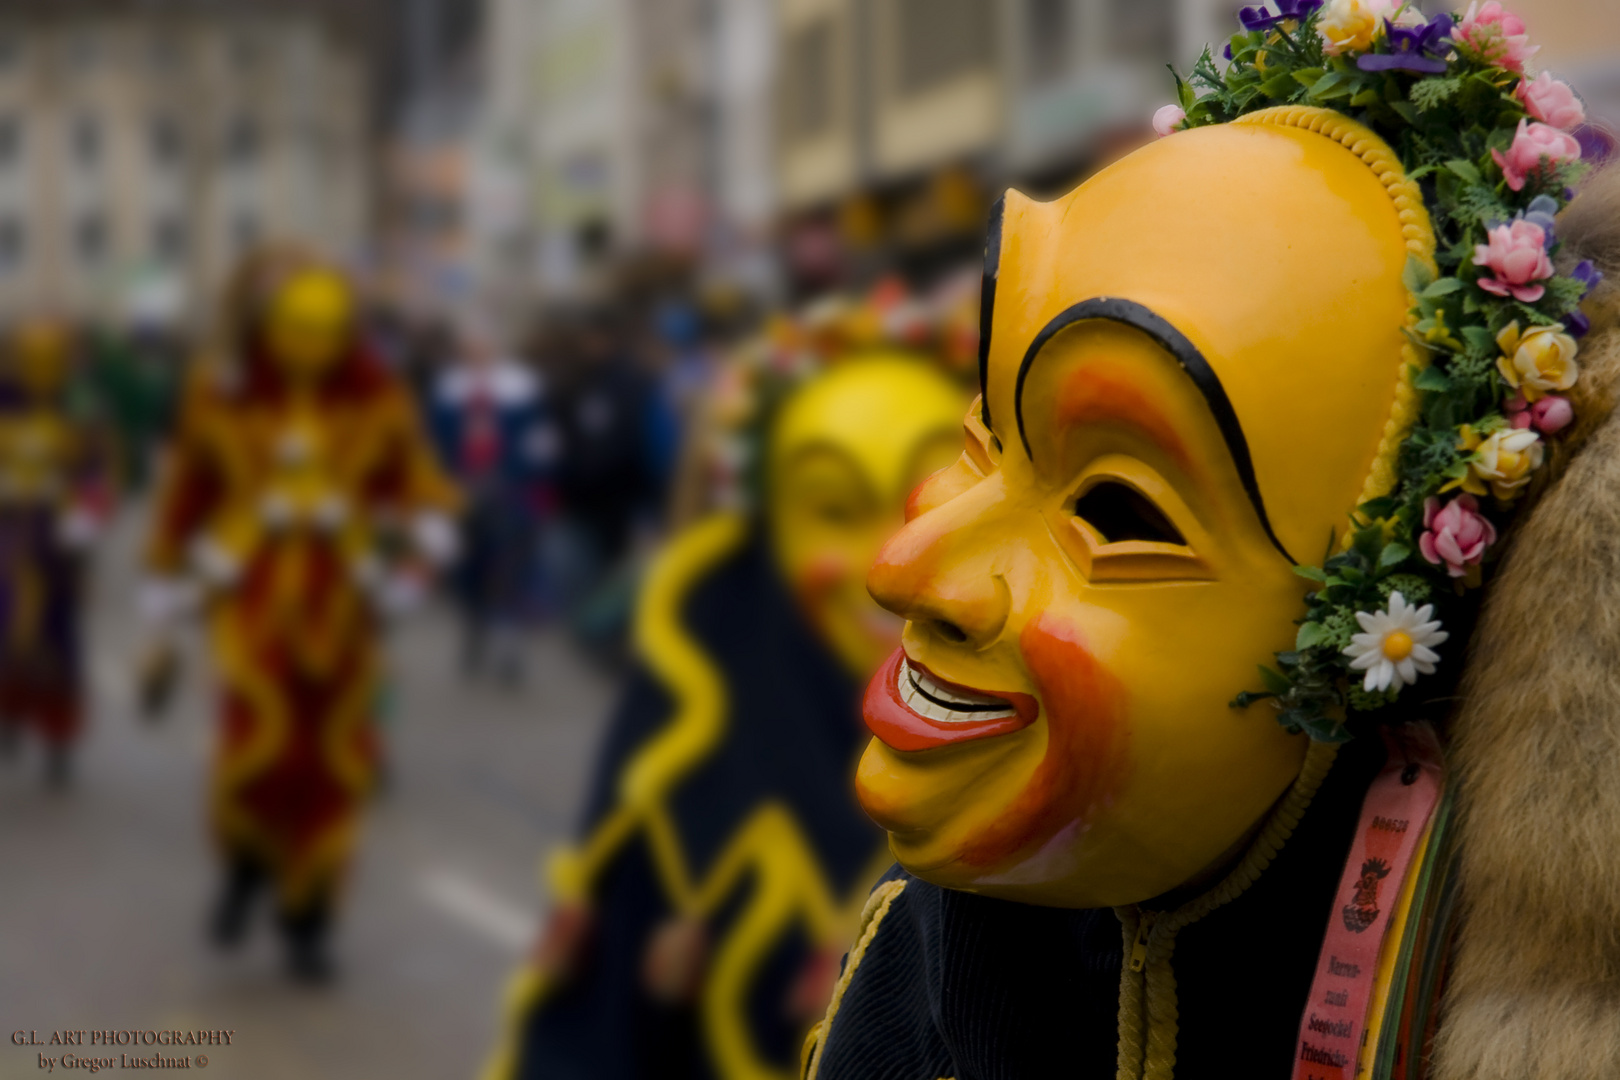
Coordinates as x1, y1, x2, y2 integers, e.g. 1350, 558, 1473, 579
1434, 166, 1620, 1079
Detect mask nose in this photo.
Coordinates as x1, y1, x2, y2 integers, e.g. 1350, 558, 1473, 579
866, 484, 1012, 651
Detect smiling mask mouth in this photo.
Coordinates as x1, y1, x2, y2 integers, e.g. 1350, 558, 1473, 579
899, 658, 1018, 722
864, 649, 1037, 751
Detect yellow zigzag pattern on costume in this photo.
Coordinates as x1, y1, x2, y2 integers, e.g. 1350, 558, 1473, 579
485, 513, 886, 1080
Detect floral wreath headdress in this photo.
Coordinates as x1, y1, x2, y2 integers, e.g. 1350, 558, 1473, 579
1154, 1, 1606, 742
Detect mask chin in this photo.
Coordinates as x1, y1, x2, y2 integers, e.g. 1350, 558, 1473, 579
268, 333, 346, 378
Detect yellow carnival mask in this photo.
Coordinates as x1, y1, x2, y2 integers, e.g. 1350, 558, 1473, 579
767, 354, 964, 680
263, 269, 355, 380
856, 113, 1424, 907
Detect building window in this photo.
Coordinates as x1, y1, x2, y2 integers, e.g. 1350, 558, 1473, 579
896, 0, 993, 96
224, 115, 260, 165
1112, 0, 1175, 59
152, 215, 185, 263
784, 19, 835, 140
0, 217, 23, 272
149, 115, 182, 167
0, 116, 19, 167
76, 214, 107, 264
72, 115, 100, 168
1026, 0, 1071, 86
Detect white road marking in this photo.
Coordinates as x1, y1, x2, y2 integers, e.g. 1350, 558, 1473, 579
415, 867, 535, 954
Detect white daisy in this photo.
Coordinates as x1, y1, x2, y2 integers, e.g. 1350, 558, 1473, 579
1342, 591, 1449, 694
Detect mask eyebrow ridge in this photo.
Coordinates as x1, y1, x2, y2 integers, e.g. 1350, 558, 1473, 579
977, 196, 1006, 431
1012, 296, 1295, 564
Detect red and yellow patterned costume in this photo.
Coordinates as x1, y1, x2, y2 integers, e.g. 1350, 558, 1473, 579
145, 251, 458, 927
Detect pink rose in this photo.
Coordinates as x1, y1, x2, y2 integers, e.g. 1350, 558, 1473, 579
1455, 1, 1537, 72
1531, 394, 1574, 434
1419, 494, 1498, 578
1152, 104, 1186, 137
1473, 219, 1554, 301
1517, 71, 1586, 131
1505, 389, 1570, 433
1491, 119, 1583, 191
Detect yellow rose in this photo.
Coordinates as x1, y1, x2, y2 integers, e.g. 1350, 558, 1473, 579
1463, 427, 1544, 502
1496, 320, 1579, 402
1318, 0, 1393, 55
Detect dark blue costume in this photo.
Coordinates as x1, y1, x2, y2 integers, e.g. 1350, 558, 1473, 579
428, 358, 553, 674
804, 735, 1387, 1080
500, 525, 886, 1080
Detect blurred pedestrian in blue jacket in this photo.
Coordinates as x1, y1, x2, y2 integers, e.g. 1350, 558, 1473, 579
428, 317, 556, 684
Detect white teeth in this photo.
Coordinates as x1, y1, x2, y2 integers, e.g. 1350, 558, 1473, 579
898, 659, 1017, 723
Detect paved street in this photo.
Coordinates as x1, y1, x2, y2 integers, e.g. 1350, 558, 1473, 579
0, 510, 616, 1080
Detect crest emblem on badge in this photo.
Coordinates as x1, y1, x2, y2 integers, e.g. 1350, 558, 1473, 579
1342, 857, 1392, 933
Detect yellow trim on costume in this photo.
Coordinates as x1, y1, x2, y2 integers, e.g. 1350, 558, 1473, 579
701, 808, 894, 1080
210, 608, 293, 870
481, 963, 548, 1080
803, 877, 908, 1080
1113, 739, 1339, 1080
292, 642, 378, 906
487, 512, 890, 1080
621, 514, 746, 807
546, 512, 748, 905
1233, 106, 1437, 527
1356, 807, 1436, 1077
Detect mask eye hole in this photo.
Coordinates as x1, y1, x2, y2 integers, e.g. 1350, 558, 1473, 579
1073, 482, 1185, 546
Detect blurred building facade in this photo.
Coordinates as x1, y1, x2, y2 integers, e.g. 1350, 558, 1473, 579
771, 0, 1233, 289
522, 0, 639, 301
468, 0, 1242, 306
470, 0, 783, 313
461, 0, 1620, 311
374, 0, 488, 320
0, 2, 373, 329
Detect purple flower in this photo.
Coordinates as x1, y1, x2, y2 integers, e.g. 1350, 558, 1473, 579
1523, 194, 1559, 237
1572, 259, 1604, 298
1565, 264, 1603, 338
1239, 0, 1323, 31
1357, 13, 1453, 74
1573, 124, 1618, 168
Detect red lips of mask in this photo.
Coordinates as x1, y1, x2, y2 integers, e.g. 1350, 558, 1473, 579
862, 648, 1039, 752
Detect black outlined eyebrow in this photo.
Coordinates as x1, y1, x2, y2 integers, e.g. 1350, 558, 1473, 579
1011, 296, 1295, 564
977, 196, 1005, 431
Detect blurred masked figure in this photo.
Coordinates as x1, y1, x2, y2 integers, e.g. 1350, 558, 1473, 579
487, 297, 968, 1080
141, 248, 460, 981
0, 320, 109, 787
